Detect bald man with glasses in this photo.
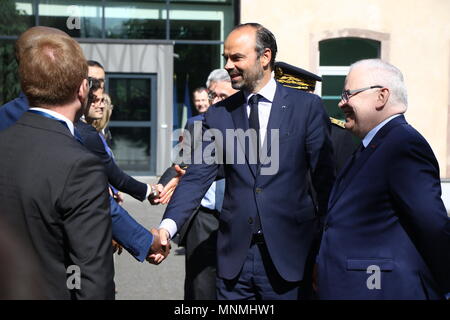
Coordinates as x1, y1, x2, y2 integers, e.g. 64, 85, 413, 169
316, 59, 450, 300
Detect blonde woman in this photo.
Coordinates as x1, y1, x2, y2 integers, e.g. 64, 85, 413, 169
92, 92, 113, 145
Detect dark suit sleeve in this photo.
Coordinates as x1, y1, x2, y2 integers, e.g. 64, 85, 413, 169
389, 135, 450, 295
0, 94, 29, 131
109, 197, 153, 262
305, 95, 336, 218
80, 127, 147, 201
59, 154, 115, 300
162, 115, 219, 232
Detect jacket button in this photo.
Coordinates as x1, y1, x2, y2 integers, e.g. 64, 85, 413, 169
248, 217, 253, 224
324, 223, 329, 231
255, 188, 262, 194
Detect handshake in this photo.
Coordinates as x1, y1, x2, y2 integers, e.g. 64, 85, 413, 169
146, 228, 171, 265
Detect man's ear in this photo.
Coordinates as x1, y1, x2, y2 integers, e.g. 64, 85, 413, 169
260, 48, 272, 69
375, 87, 390, 110
78, 78, 89, 101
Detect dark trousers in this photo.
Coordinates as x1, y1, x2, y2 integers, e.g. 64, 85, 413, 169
184, 207, 219, 300
216, 238, 309, 300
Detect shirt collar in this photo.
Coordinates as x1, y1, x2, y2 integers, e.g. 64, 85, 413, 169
29, 107, 75, 136
245, 77, 277, 104
362, 114, 402, 147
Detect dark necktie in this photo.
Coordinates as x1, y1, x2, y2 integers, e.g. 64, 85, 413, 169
248, 94, 262, 233
248, 94, 261, 165
353, 142, 365, 161
335, 142, 365, 193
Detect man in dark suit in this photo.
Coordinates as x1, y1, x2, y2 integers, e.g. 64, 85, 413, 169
317, 59, 450, 299
0, 27, 167, 265
157, 23, 335, 299
0, 31, 115, 299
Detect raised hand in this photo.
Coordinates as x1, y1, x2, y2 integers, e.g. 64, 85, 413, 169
157, 165, 186, 205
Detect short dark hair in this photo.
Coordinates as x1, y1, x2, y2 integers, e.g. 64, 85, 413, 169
233, 23, 277, 70
87, 77, 103, 107
192, 87, 207, 97
87, 60, 104, 70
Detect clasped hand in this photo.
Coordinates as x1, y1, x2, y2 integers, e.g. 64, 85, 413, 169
146, 228, 171, 265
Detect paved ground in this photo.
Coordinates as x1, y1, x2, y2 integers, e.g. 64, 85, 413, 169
113, 177, 185, 300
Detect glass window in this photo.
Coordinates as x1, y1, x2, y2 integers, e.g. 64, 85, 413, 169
108, 77, 152, 121
105, 1, 167, 39
320, 38, 381, 66
319, 37, 381, 120
106, 74, 157, 175
169, 2, 234, 41
110, 127, 152, 173
0, 40, 20, 105
321, 75, 346, 119
38, 0, 102, 38
1, 0, 34, 36
173, 44, 221, 126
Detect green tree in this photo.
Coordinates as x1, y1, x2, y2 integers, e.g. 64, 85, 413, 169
0, 0, 28, 104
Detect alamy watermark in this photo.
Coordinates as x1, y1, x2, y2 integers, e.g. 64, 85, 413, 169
171, 121, 280, 175
66, 265, 81, 290
66, 5, 81, 30
366, 265, 381, 290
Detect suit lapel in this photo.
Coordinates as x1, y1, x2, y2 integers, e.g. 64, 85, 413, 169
328, 115, 407, 211
260, 83, 288, 166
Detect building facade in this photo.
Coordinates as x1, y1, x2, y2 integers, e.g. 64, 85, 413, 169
1, 0, 450, 178
241, 0, 450, 177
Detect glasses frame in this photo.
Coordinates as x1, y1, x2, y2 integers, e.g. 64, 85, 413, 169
341, 85, 383, 102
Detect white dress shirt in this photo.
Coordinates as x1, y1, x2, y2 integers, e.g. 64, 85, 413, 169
29, 107, 75, 136
160, 77, 277, 238
362, 114, 402, 147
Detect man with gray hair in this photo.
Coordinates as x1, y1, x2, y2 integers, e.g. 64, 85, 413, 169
316, 59, 450, 299
206, 68, 237, 104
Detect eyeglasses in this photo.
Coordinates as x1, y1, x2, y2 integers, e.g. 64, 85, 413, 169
208, 91, 228, 102
341, 85, 383, 102
87, 77, 94, 89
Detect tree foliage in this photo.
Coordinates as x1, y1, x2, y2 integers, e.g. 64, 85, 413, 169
0, 0, 28, 104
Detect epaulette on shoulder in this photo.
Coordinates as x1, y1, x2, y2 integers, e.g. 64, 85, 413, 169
330, 117, 346, 128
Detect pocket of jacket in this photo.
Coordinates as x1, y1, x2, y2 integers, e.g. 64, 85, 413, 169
346, 258, 394, 271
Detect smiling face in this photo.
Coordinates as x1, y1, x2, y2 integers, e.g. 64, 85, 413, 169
339, 66, 386, 139
87, 88, 104, 120
223, 26, 268, 93
193, 90, 210, 113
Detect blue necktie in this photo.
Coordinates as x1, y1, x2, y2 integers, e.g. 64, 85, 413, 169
248, 95, 262, 233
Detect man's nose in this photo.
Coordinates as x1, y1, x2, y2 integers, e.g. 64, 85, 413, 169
224, 58, 234, 71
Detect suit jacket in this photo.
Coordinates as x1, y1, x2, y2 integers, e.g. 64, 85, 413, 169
317, 115, 450, 299
163, 82, 335, 281
0, 92, 29, 131
177, 114, 222, 247
330, 122, 358, 173
75, 121, 147, 201
0, 112, 115, 299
